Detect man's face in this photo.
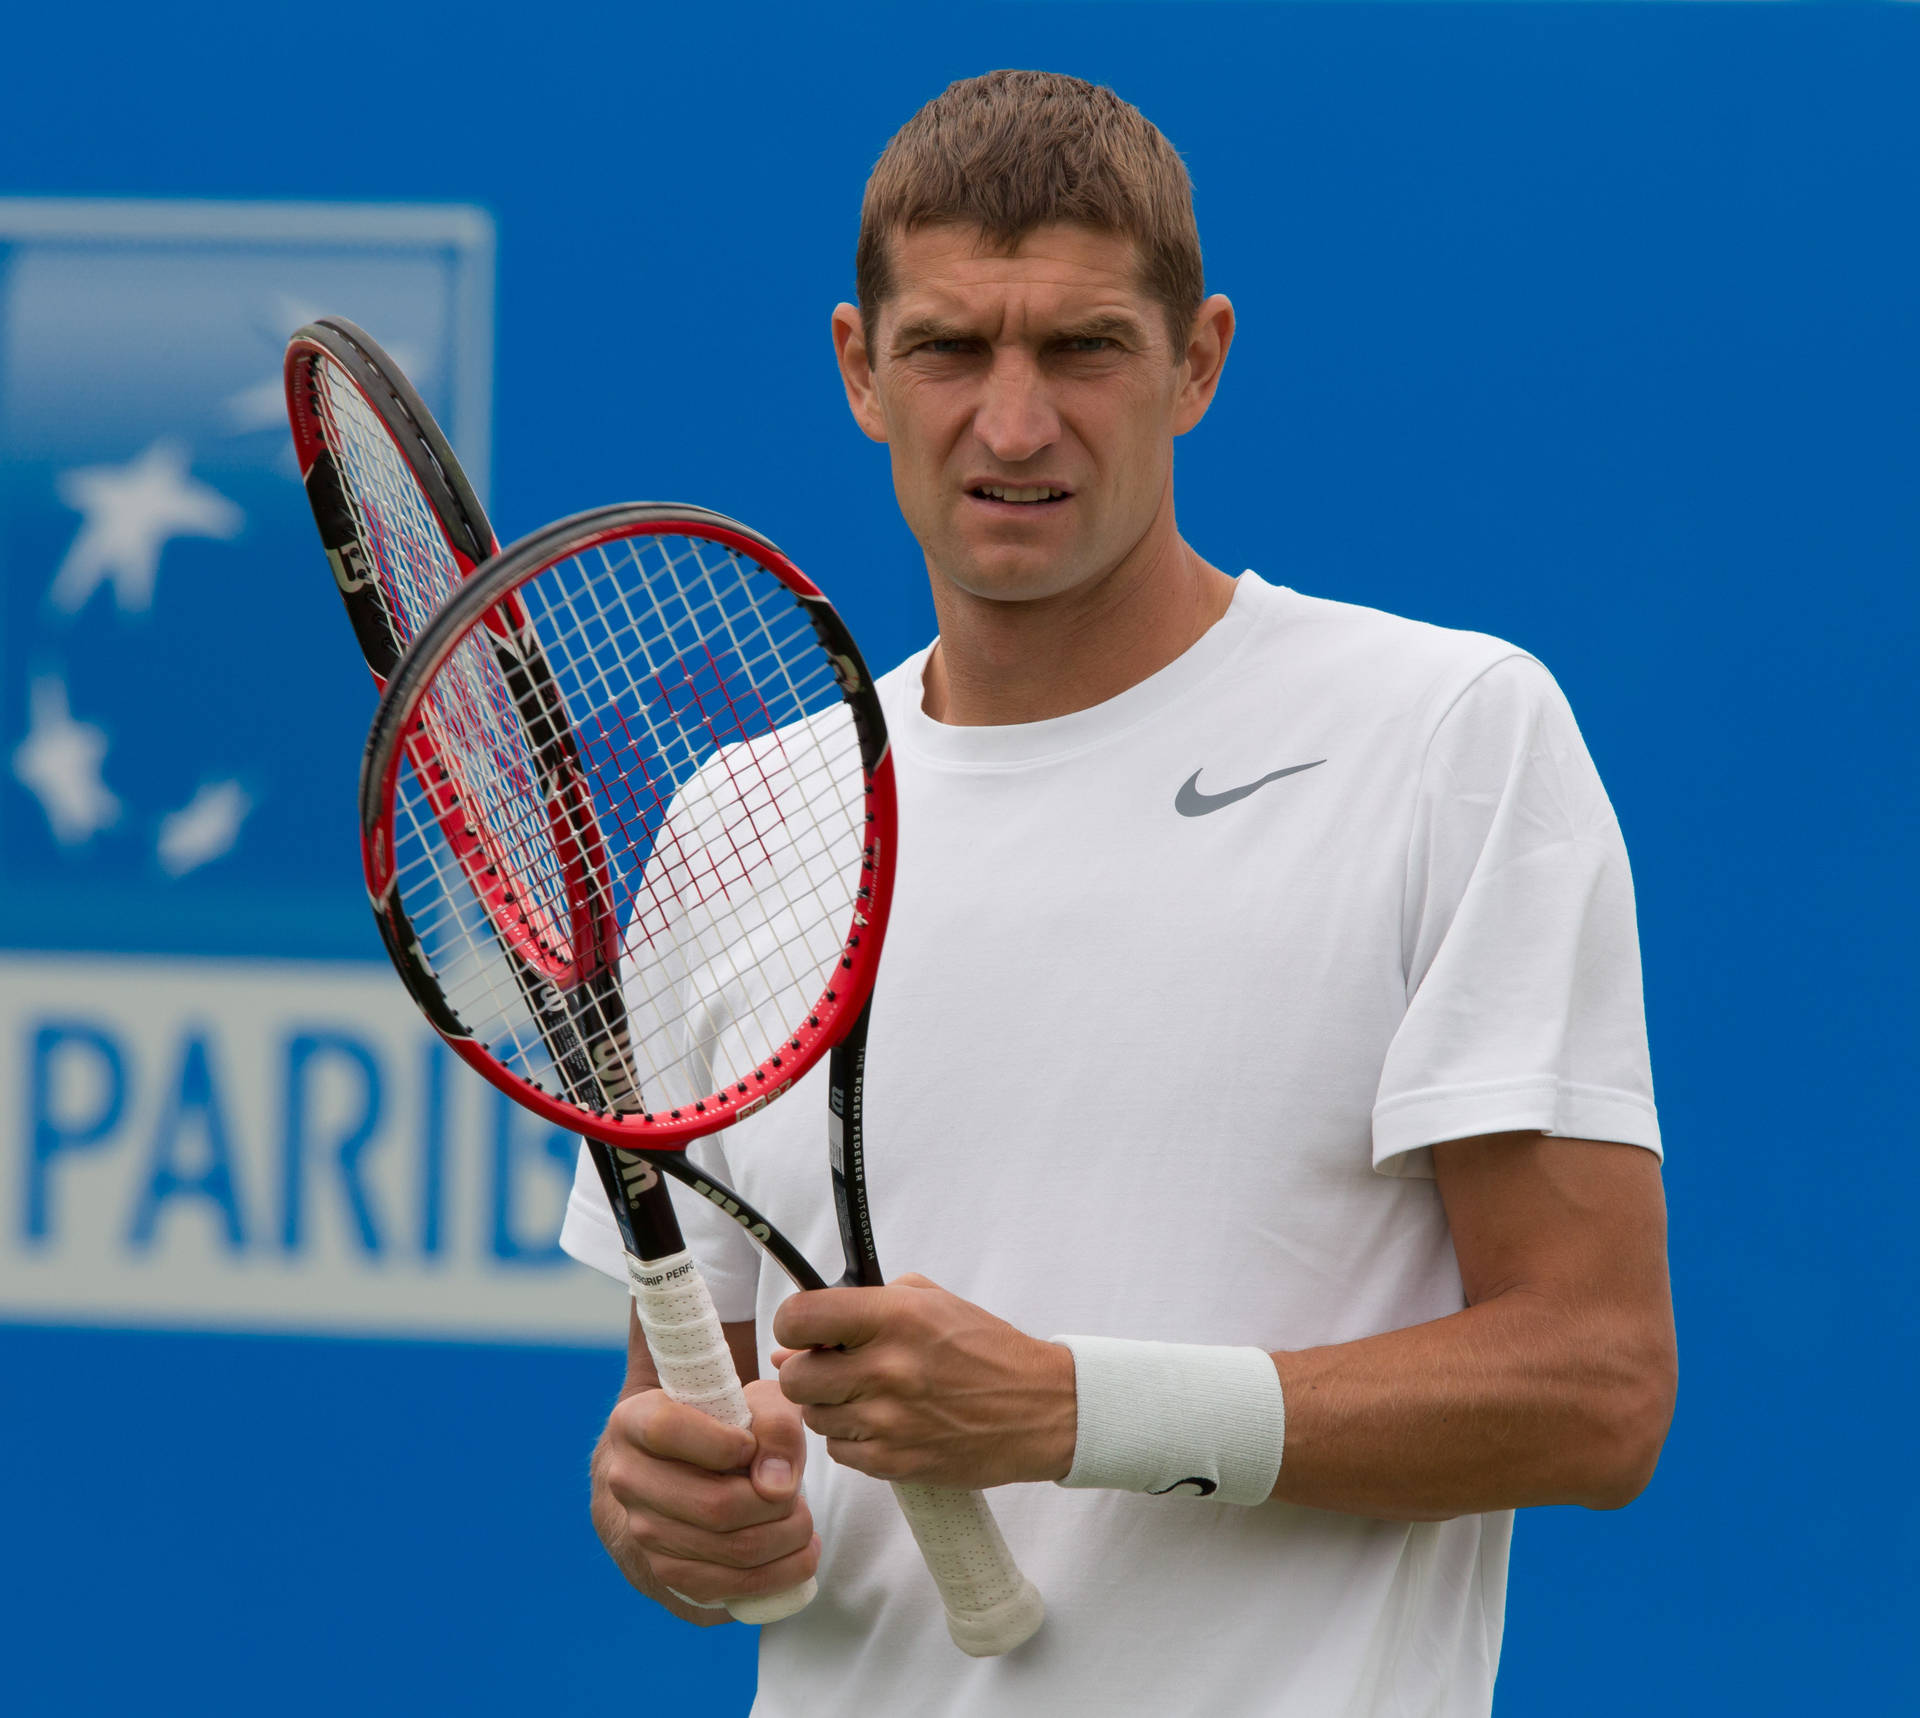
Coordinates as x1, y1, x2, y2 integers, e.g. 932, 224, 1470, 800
836, 223, 1215, 606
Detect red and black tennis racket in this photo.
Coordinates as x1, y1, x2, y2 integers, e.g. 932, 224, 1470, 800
284, 317, 490, 689
285, 323, 810, 1626
356, 501, 1046, 1656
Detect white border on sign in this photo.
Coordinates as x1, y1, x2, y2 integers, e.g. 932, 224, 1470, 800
0, 196, 496, 503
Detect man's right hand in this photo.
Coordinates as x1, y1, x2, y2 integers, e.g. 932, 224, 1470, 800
590, 1376, 819, 1624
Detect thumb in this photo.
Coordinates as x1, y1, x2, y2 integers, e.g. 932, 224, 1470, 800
743, 1380, 807, 1502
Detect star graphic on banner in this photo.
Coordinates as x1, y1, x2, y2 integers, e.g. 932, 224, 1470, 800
157, 779, 253, 877
49, 439, 244, 615
11, 676, 121, 845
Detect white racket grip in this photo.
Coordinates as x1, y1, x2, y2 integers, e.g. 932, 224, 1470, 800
626, 1251, 817, 1627
890, 1482, 1045, 1657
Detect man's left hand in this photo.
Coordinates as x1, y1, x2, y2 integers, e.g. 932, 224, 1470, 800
770, 1275, 1076, 1489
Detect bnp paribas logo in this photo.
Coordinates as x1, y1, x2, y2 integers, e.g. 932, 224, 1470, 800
0, 199, 492, 952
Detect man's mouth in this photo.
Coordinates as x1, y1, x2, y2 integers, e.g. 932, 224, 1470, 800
969, 484, 1070, 505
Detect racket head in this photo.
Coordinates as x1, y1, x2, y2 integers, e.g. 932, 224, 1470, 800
284, 317, 496, 681
359, 502, 897, 1152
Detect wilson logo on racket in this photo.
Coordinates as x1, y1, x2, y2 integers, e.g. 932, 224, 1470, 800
685, 1177, 775, 1244
616, 1154, 660, 1197
590, 1039, 634, 1083
327, 544, 373, 595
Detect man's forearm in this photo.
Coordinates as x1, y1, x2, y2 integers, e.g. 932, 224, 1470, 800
1270, 1286, 1677, 1520
768, 1142, 1675, 1521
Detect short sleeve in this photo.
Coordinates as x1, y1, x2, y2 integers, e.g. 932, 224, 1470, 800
558, 1134, 764, 1322
1371, 654, 1661, 1177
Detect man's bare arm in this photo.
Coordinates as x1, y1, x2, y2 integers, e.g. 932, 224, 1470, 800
1271, 1133, 1677, 1519
773, 1132, 1676, 1524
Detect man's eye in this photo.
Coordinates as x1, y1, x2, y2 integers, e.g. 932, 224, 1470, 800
924, 338, 973, 355
1059, 336, 1120, 355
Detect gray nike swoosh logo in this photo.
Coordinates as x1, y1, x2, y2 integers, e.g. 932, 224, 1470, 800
1175, 759, 1326, 817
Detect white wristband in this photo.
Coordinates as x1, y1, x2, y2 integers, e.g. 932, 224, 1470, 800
1050, 1336, 1284, 1506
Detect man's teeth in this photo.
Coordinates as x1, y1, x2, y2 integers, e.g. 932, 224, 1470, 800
978, 485, 1065, 503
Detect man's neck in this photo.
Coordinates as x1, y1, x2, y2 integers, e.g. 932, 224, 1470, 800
920, 522, 1237, 727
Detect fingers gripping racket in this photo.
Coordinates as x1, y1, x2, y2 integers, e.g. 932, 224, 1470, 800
358, 502, 1045, 1657
284, 323, 810, 1626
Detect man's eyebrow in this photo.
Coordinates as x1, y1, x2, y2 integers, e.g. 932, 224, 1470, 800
888, 315, 973, 351
887, 309, 1150, 351
1050, 312, 1148, 342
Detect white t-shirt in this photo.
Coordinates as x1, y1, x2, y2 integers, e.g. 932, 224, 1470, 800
560, 573, 1661, 1717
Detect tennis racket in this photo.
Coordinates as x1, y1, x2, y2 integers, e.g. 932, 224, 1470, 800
284, 317, 490, 688
357, 500, 1046, 1657
284, 323, 810, 1626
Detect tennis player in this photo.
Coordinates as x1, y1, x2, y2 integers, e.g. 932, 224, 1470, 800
568, 69, 1676, 1715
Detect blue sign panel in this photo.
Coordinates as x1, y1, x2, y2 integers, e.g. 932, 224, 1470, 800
0, 201, 619, 1346
0, 200, 493, 959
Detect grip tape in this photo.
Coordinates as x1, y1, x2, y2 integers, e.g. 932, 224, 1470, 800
627, 1253, 1043, 1653
890, 1483, 1046, 1657
627, 1251, 817, 1625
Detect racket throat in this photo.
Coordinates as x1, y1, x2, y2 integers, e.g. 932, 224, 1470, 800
587, 1141, 685, 1261
565, 972, 647, 1116
828, 1000, 885, 1287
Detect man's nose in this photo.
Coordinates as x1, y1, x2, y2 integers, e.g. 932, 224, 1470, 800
972, 350, 1059, 465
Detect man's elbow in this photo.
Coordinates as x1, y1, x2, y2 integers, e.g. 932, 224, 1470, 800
1578, 1330, 1678, 1511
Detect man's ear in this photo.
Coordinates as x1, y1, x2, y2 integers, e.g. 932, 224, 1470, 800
1172, 294, 1235, 437
832, 303, 890, 444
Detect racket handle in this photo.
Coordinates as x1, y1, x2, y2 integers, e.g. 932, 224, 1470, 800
626, 1251, 817, 1627
889, 1482, 1046, 1657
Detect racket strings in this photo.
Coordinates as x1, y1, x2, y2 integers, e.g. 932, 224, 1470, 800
309, 354, 599, 1057
311, 358, 464, 658
563, 538, 864, 1100
389, 529, 870, 1118
413, 620, 578, 960
528, 535, 858, 941
525, 534, 864, 1100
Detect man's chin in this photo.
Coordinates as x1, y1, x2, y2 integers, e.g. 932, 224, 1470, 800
916, 521, 1089, 602
930, 553, 1093, 606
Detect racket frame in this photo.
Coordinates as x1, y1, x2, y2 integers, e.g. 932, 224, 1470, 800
359, 503, 897, 1157
291, 340, 830, 1627
285, 317, 494, 683
353, 496, 1042, 1653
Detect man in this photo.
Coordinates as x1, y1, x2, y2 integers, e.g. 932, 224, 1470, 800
565, 69, 1675, 1715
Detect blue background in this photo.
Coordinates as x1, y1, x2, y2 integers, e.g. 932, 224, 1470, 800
2, 3, 1913, 1712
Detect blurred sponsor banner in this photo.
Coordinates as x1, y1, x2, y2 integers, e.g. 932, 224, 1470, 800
0, 200, 622, 1341
0, 952, 623, 1343
0, 198, 492, 959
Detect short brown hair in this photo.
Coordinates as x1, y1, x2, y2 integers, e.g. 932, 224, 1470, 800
856, 70, 1204, 352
